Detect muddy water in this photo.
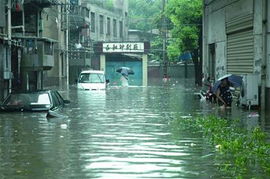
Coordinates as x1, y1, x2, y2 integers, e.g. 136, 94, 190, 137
0, 80, 269, 178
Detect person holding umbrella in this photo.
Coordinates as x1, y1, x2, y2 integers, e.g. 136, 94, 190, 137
116, 67, 134, 87
212, 74, 242, 107
215, 77, 232, 107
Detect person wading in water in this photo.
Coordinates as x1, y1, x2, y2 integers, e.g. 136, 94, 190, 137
215, 78, 232, 108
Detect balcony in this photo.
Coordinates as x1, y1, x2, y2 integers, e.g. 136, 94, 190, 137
24, 0, 55, 8
69, 5, 90, 30
18, 37, 57, 71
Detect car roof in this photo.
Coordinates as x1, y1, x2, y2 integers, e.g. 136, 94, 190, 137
9, 90, 57, 94
80, 70, 105, 74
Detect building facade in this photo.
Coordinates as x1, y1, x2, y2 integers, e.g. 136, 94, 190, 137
203, 0, 270, 109
42, 0, 69, 89
0, 0, 11, 102
68, 0, 129, 83
0, 0, 69, 102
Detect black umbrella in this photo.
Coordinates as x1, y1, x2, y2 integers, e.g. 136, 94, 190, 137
212, 74, 243, 93
116, 67, 134, 75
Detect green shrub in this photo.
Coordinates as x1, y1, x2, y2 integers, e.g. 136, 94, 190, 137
174, 115, 270, 177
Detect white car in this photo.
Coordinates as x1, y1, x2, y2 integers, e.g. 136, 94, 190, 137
77, 70, 106, 90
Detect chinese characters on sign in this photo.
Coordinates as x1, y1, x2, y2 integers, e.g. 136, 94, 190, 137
103, 42, 145, 53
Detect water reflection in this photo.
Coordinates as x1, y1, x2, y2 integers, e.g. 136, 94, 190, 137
0, 81, 269, 178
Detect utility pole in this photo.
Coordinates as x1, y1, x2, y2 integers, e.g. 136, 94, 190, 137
162, 0, 168, 77
7, 0, 12, 93
261, 0, 268, 111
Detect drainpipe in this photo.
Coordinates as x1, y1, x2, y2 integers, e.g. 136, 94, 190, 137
261, 0, 267, 111
66, 1, 69, 89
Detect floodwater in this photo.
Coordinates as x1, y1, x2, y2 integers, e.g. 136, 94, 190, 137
0, 79, 269, 178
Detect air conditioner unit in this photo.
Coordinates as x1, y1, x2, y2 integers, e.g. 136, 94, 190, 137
240, 74, 259, 107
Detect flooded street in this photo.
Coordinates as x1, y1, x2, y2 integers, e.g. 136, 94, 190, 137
0, 80, 269, 178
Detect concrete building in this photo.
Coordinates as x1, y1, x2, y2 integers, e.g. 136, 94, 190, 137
68, 0, 91, 84
68, 0, 131, 84
0, 0, 69, 102
0, 0, 11, 102
128, 29, 158, 42
42, 0, 69, 89
203, 0, 270, 109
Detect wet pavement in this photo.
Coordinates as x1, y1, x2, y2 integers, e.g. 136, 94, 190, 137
0, 79, 269, 178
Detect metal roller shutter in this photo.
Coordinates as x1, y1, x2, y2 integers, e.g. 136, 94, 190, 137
226, 14, 254, 74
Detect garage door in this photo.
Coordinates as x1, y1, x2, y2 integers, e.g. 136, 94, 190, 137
226, 14, 254, 74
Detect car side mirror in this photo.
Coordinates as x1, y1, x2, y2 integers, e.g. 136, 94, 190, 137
75, 79, 78, 83
106, 79, 110, 84
64, 100, 70, 104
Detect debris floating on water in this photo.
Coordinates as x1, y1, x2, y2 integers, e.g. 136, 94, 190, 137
247, 112, 259, 118
60, 124, 68, 129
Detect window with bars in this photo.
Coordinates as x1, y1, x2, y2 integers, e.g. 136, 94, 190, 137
119, 21, 123, 38
91, 12, 95, 33
107, 17, 111, 35
99, 15, 104, 34
113, 19, 117, 37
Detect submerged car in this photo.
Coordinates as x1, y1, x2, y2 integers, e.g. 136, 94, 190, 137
0, 90, 70, 112
77, 70, 106, 90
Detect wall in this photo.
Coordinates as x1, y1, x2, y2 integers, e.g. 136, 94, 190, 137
203, 0, 270, 109
0, 1, 5, 28
203, 0, 256, 79
203, 2, 227, 78
209, 9, 226, 79
148, 65, 195, 79
89, 4, 128, 42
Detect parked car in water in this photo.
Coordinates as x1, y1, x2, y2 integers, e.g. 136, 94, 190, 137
77, 70, 107, 90
0, 90, 70, 112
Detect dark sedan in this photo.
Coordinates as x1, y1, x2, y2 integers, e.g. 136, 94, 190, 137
0, 90, 70, 112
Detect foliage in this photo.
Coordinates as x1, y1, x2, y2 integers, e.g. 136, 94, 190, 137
150, 36, 163, 61
173, 116, 270, 178
167, 38, 181, 62
90, 0, 114, 11
128, 0, 161, 31
166, 0, 202, 58
128, 0, 203, 63
128, 0, 164, 62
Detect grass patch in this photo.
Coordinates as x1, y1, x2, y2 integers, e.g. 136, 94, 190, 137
173, 115, 270, 178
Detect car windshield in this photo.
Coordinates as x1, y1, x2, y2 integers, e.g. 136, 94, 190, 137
4, 93, 50, 106
79, 73, 105, 83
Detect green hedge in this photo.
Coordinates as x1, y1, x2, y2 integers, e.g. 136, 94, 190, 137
174, 116, 270, 178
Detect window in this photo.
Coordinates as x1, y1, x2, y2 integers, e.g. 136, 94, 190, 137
36, 94, 50, 105
99, 15, 104, 34
51, 92, 60, 107
86, 9, 90, 18
26, 40, 36, 54
44, 42, 53, 55
119, 21, 123, 38
113, 19, 117, 37
6, 93, 51, 105
107, 17, 111, 35
54, 91, 64, 105
79, 73, 105, 83
91, 12, 95, 33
